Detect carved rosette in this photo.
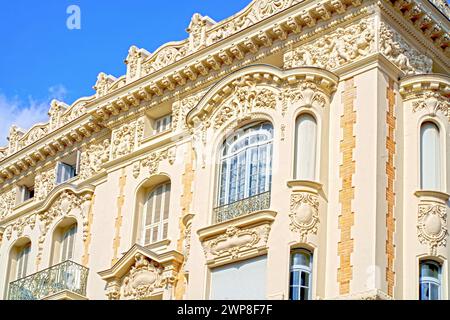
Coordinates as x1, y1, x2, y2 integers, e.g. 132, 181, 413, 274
289, 193, 320, 242
417, 203, 448, 255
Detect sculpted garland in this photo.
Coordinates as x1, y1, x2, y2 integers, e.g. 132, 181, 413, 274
413, 91, 450, 122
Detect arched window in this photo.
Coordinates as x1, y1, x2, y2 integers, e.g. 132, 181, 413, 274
216, 122, 273, 222
420, 260, 442, 300
8, 240, 31, 283
51, 220, 77, 265
295, 114, 317, 181
420, 122, 441, 190
142, 182, 171, 245
289, 249, 313, 300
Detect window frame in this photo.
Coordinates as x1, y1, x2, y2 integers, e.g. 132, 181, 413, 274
289, 249, 313, 301
419, 260, 442, 300
141, 182, 171, 246
216, 122, 274, 208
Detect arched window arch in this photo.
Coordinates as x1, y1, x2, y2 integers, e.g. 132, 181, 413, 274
7, 238, 31, 283
294, 113, 317, 181
289, 248, 313, 300
216, 122, 273, 222
51, 218, 78, 265
420, 260, 442, 300
142, 182, 171, 246
420, 122, 441, 190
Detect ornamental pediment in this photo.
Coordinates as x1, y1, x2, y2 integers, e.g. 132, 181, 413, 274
98, 245, 183, 300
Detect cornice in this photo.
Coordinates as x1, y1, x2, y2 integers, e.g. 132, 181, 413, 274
399, 73, 450, 99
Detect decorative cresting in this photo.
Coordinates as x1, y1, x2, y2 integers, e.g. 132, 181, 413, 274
198, 210, 276, 266
399, 74, 450, 122
34, 186, 95, 265
415, 191, 449, 256
98, 245, 183, 300
287, 181, 321, 242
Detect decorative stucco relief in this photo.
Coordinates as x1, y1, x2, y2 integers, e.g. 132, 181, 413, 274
4, 214, 36, 241
289, 193, 320, 242
111, 119, 144, 160
284, 19, 375, 70
35, 167, 56, 202
172, 91, 206, 131
379, 22, 433, 75
413, 91, 449, 121
417, 203, 448, 255
119, 253, 165, 300
79, 139, 110, 180
37, 191, 93, 263
202, 224, 271, 262
94, 73, 117, 98
132, 146, 177, 178
0, 188, 17, 221
282, 82, 328, 115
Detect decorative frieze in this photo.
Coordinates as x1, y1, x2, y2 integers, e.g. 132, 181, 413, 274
79, 139, 110, 180
284, 19, 375, 70
111, 119, 145, 160
379, 22, 433, 75
4, 214, 36, 241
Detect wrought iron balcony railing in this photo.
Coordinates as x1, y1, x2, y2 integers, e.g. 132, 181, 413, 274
8, 260, 89, 300
214, 191, 271, 223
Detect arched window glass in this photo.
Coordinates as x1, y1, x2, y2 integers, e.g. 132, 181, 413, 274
420, 122, 441, 190
16, 244, 31, 280
295, 114, 317, 181
217, 122, 273, 208
420, 260, 441, 300
60, 224, 77, 262
142, 182, 171, 245
289, 249, 313, 300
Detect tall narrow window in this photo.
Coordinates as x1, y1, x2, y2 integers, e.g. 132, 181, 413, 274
60, 224, 77, 262
290, 249, 313, 300
420, 260, 441, 300
420, 122, 441, 190
16, 244, 31, 280
295, 114, 317, 181
142, 182, 171, 245
217, 122, 273, 221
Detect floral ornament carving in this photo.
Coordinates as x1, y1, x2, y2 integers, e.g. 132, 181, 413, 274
290, 193, 320, 242
126, 46, 141, 79
284, 19, 375, 70
35, 167, 56, 201
120, 253, 165, 300
110, 118, 144, 160
380, 22, 432, 75
413, 91, 449, 121
4, 214, 36, 241
212, 78, 279, 129
254, 0, 294, 20
282, 82, 327, 115
417, 203, 448, 255
8, 125, 24, 155
202, 224, 271, 261
79, 139, 110, 180
94, 73, 116, 97
61, 101, 87, 126
187, 13, 212, 53
48, 100, 68, 131
191, 118, 211, 169
37, 191, 93, 262
143, 46, 187, 76
134, 147, 177, 178
173, 92, 204, 131
0, 188, 17, 221
19, 125, 48, 149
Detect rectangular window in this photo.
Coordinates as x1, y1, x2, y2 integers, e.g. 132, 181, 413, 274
154, 115, 172, 135
19, 185, 35, 203
143, 183, 171, 246
56, 151, 81, 185
420, 260, 441, 300
16, 245, 31, 280
210, 256, 267, 300
61, 225, 77, 262
290, 250, 313, 300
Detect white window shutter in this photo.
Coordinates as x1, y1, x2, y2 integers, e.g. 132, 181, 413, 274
421, 122, 441, 190
295, 114, 317, 181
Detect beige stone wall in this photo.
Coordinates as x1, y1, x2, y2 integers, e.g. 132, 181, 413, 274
0, 0, 448, 300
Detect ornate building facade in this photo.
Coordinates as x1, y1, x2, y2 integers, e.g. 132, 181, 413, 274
0, 0, 449, 300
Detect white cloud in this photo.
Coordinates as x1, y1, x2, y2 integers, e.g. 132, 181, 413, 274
0, 85, 68, 146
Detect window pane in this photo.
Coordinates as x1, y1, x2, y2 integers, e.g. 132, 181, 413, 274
300, 287, 309, 300
301, 271, 310, 287
163, 184, 171, 220
290, 286, 299, 300
421, 122, 441, 190
292, 251, 311, 268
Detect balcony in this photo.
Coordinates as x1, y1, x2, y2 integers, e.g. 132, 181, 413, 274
8, 260, 89, 300
213, 191, 271, 223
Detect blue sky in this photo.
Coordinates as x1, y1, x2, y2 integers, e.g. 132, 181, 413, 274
0, 0, 251, 145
